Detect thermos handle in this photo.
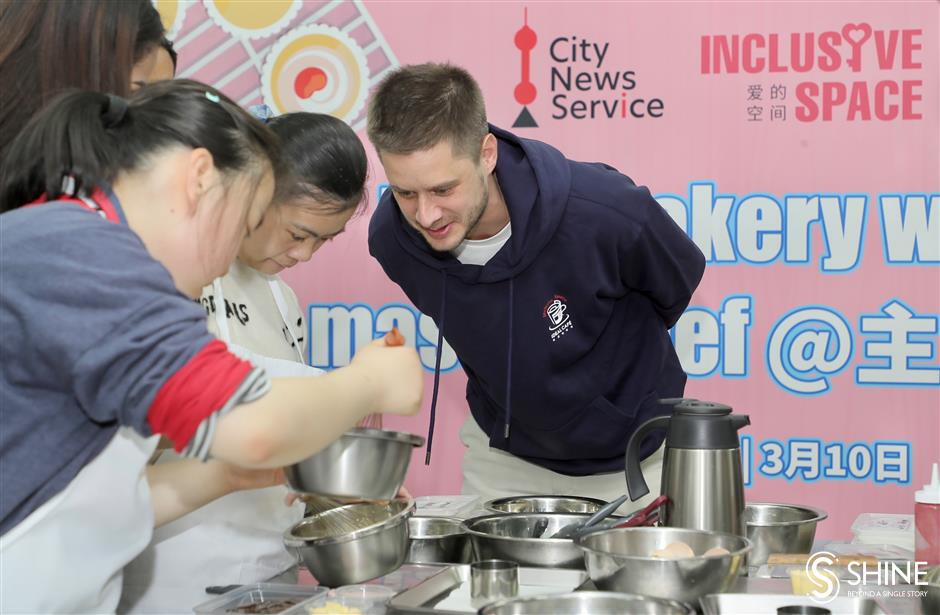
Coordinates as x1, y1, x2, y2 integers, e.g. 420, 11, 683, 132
624, 415, 671, 502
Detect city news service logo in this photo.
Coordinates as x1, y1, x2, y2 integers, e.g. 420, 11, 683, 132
700, 23, 925, 123
542, 295, 573, 341
803, 551, 931, 604
511, 7, 665, 128
512, 7, 538, 127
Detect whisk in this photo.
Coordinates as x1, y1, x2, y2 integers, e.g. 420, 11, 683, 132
356, 413, 382, 429
293, 327, 403, 536
353, 327, 404, 431
294, 498, 395, 538
301, 494, 344, 516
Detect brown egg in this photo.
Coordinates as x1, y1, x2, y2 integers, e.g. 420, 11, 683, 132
704, 546, 731, 556
651, 541, 695, 558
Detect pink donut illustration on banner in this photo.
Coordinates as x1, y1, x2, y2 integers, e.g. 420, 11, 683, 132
151, 0, 188, 39
261, 24, 369, 122
204, 0, 302, 40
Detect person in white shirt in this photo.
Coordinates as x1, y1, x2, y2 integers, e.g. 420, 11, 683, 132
121, 112, 374, 613
200, 112, 369, 366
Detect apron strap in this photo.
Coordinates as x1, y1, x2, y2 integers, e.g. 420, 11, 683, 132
212, 278, 232, 343
267, 279, 305, 364
25, 189, 121, 224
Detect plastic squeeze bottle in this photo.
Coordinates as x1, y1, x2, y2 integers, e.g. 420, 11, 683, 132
915, 462, 940, 565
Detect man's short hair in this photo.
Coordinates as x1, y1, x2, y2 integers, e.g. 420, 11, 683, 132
367, 63, 488, 160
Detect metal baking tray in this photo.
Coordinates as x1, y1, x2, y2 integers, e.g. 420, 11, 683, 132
700, 593, 886, 615
386, 565, 588, 614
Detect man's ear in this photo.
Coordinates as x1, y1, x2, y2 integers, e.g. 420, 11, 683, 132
184, 148, 216, 217
480, 133, 498, 174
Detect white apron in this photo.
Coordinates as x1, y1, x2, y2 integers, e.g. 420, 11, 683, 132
119, 277, 321, 613
0, 428, 158, 613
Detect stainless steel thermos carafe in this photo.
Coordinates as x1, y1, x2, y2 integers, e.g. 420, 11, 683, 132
624, 399, 750, 536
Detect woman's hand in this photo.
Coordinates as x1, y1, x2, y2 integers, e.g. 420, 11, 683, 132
210, 328, 423, 469
349, 333, 423, 417
148, 460, 285, 527
220, 462, 286, 493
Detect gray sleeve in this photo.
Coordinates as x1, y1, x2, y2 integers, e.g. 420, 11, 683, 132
32, 218, 226, 434
182, 366, 271, 460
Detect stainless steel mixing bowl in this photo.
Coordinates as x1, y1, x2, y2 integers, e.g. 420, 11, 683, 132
479, 591, 695, 615
744, 502, 827, 566
406, 516, 470, 564
483, 495, 607, 514
285, 428, 424, 500
462, 513, 620, 569
576, 526, 752, 603
283, 498, 414, 587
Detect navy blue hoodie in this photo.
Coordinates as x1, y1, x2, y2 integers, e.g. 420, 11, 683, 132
369, 125, 705, 475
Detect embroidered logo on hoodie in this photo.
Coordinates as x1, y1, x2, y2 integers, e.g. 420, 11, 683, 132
543, 294, 574, 341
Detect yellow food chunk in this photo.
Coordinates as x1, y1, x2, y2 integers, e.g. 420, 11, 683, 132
789, 567, 838, 596
306, 601, 362, 614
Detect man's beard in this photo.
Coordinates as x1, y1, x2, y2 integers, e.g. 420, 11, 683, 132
456, 173, 490, 244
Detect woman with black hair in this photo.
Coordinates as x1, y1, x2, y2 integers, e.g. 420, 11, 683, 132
0, 84, 422, 612
207, 112, 371, 368
121, 111, 377, 612
132, 37, 178, 90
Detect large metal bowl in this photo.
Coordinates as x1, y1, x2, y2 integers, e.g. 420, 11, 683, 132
744, 502, 827, 566
285, 428, 424, 500
283, 498, 414, 587
479, 591, 695, 615
576, 527, 752, 603
406, 516, 471, 564
462, 513, 620, 569
484, 495, 607, 514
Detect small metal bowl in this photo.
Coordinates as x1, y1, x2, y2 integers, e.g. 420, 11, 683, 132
285, 428, 424, 500
744, 503, 828, 567
576, 526, 752, 603
406, 516, 470, 564
462, 513, 620, 569
283, 498, 414, 587
479, 591, 695, 615
484, 495, 607, 514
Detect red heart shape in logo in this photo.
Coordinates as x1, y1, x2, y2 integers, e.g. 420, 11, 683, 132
842, 22, 872, 46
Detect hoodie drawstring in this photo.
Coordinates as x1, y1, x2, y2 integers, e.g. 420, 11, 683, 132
504, 278, 514, 439
425, 271, 448, 465
425, 273, 515, 463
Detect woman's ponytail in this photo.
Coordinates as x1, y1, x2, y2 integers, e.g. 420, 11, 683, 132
0, 81, 282, 212
0, 90, 121, 211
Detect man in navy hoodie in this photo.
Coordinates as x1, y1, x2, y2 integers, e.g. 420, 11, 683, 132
367, 63, 705, 508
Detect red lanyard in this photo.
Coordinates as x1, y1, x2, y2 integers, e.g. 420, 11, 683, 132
24, 188, 121, 224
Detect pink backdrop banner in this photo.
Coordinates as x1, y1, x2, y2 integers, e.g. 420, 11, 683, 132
163, 0, 939, 538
